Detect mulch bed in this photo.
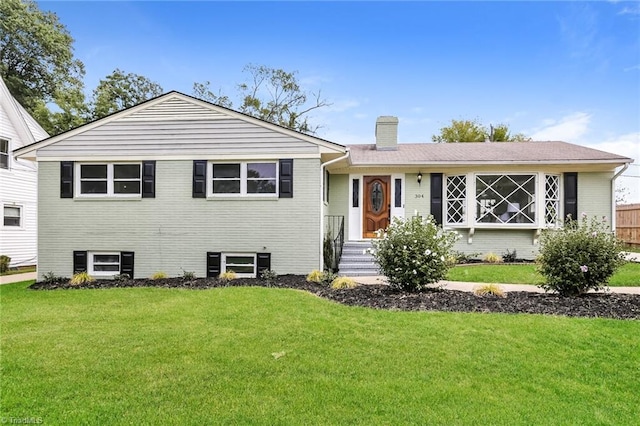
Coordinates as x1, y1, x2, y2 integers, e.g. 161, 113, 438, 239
29, 275, 640, 320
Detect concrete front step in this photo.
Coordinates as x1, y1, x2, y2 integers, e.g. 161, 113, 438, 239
338, 241, 379, 276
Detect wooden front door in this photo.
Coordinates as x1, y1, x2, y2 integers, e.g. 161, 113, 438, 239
363, 176, 390, 238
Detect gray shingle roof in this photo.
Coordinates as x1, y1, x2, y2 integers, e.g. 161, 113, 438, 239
347, 141, 632, 165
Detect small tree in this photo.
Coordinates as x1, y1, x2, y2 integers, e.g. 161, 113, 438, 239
537, 214, 626, 295
371, 216, 459, 292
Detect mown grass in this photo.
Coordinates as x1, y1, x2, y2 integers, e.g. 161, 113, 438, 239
1, 281, 639, 424
447, 262, 640, 286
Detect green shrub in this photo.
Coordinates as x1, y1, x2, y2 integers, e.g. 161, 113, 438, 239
260, 269, 278, 286
0, 255, 10, 273
43, 271, 66, 284
537, 214, 626, 295
69, 272, 95, 286
323, 235, 334, 271
181, 269, 196, 280
151, 271, 168, 280
502, 249, 517, 263
483, 252, 502, 264
371, 216, 459, 291
330, 276, 357, 289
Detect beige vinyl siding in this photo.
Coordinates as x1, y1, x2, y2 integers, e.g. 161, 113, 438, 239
36, 99, 321, 158
37, 159, 321, 279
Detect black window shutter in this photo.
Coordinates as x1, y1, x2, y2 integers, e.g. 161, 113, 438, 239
279, 159, 293, 198
193, 160, 207, 198
73, 251, 87, 274
430, 173, 443, 225
564, 172, 578, 222
206, 252, 221, 278
257, 253, 271, 274
61, 161, 74, 198
120, 252, 135, 278
142, 161, 156, 198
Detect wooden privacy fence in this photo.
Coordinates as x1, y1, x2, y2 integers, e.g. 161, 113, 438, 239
616, 203, 640, 247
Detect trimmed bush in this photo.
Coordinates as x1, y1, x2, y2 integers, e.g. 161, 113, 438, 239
537, 214, 625, 295
371, 216, 459, 291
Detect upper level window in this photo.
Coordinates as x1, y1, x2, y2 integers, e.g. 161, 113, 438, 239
0, 139, 9, 169
78, 163, 141, 197
476, 174, 536, 224
3, 205, 21, 227
211, 162, 277, 196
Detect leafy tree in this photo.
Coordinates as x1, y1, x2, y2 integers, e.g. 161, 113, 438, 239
193, 64, 330, 134
0, 0, 86, 134
90, 69, 163, 120
432, 119, 529, 142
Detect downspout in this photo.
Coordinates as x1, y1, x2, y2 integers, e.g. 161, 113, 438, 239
320, 148, 350, 271
611, 163, 629, 231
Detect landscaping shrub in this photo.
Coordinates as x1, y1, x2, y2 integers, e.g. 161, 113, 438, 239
151, 271, 168, 280
330, 276, 357, 289
260, 269, 278, 286
473, 283, 506, 298
483, 252, 502, 264
219, 270, 237, 282
181, 269, 196, 280
371, 216, 459, 291
537, 214, 626, 295
306, 269, 336, 286
502, 249, 517, 263
69, 272, 95, 286
0, 255, 10, 273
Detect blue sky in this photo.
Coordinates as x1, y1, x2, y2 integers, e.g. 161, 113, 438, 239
40, 1, 640, 201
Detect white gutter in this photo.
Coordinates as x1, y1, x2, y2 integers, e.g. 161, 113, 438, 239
320, 148, 350, 271
611, 163, 630, 231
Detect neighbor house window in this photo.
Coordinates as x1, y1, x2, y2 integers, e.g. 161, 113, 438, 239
3, 205, 21, 227
446, 175, 466, 224
222, 254, 256, 278
211, 162, 277, 196
0, 139, 9, 169
545, 175, 560, 225
88, 252, 120, 276
475, 174, 536, 224
77, 163, 141, 196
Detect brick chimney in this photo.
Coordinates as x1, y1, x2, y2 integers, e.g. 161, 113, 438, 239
375, 116, 398, 150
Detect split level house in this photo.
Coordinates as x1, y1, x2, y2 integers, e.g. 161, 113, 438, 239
14, 92, 633, 280
1, 77, 48, 268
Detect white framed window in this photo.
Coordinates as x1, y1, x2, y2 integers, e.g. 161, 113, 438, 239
3, 205, 22, 227
0, 138, 9, 169
476, 174, 536, 224
88, 252, 121, 276
222, 253, 256, 278
77, 163, 142, 197
210, 162, 277, 196
446, 175, 466, 225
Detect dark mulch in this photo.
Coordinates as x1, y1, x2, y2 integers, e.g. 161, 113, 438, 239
29, 275, 640, 320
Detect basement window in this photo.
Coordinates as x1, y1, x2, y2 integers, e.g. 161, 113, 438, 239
88, 252, 121, 277
222, 254, 256, 278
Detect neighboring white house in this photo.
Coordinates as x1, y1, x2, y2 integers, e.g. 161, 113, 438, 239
0, 77, 49, 268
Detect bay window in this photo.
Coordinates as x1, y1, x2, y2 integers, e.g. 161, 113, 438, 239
444, 172, 564, 227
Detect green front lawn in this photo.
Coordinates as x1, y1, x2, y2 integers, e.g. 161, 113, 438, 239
1, 281, 639, 424
447, 262, 640, 286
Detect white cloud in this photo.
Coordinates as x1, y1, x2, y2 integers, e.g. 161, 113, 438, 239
618, 5, 640, 16
624, 64, 640, 72
529, 112, 592, 142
